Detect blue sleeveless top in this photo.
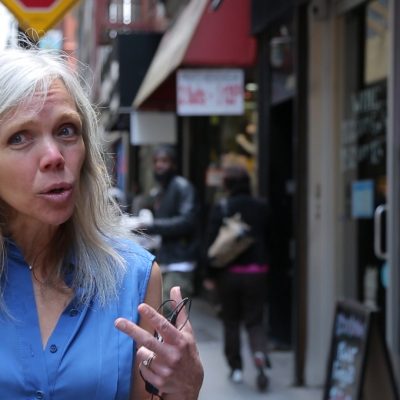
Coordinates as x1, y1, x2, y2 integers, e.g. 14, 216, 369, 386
0, 238, 155, 400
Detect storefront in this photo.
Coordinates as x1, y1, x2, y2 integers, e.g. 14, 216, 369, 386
306, 0, 399, 388
129, 0, 400, 388
253, 0, 400, 389
336, 0, 388, 341
333, 0, 400, 382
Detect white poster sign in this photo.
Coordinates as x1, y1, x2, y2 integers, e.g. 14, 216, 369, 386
177, 69, 244, 116
130, 111, 176, 145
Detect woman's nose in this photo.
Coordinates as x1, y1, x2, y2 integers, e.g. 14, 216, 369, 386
39, 138, 65, 170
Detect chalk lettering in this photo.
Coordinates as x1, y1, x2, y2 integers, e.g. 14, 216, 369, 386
336, 313, 366, 338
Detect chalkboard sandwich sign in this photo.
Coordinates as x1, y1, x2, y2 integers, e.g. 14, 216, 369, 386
323, 299, 399, 400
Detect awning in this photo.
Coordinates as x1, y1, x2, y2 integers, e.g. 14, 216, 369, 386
133, 0, 257, 110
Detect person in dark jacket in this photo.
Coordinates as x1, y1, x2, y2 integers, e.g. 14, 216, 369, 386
141, 145, 200, 302
206, 164, 271, 391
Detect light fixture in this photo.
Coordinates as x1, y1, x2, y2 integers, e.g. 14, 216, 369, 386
245, 82, 258, 92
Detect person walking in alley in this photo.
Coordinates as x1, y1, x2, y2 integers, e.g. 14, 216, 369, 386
206, 164, 271, 392
140, 145, 200, 302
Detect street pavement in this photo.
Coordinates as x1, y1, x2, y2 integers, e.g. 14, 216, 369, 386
190, 296, 323, 400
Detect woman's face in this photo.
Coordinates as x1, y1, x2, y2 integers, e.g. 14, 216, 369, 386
0, 79, 86, 231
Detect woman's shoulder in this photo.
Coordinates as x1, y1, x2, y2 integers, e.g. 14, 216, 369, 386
113, 237, 156, 266
113, 238, 156, 299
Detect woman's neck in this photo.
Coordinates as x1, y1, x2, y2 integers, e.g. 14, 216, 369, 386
9, 223, 57, 267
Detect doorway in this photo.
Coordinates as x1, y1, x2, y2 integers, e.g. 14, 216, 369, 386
267, 98, 294, 348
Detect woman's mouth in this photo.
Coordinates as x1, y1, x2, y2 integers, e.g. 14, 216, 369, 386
39, 184, 74, 203
47, 188, 65, 194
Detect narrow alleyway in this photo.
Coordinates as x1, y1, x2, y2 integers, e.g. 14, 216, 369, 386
190, 297, 323, 399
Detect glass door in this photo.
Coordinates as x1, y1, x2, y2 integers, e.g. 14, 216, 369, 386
339, 0, 389, 331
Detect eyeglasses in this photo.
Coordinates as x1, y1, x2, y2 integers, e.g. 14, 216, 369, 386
155, 297, 192, 339
141, 297, 192, 399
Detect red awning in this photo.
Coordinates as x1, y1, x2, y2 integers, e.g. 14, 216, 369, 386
133, 0, 257, 110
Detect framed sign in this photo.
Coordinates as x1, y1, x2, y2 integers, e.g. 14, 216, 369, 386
324, 300, 399, 400
177, 68, 244, 116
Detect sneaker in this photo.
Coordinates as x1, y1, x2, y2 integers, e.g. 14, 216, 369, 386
256, 370, 269, 392
230, 369, 243, 384
254, 352, 270, 392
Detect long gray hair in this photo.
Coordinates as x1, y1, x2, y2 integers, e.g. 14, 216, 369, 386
0, 47, 133, 307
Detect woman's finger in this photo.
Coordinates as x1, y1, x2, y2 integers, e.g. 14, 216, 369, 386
114, 306, 183, 356
169, 286, 183, 303
114, 317, 165, 354
139, 300, 195, 344
138, 347, 168, 377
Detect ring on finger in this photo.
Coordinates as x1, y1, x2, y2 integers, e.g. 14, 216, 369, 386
142, 352, 156, 369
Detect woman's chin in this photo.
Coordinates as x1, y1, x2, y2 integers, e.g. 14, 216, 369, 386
39, 210, 74, 227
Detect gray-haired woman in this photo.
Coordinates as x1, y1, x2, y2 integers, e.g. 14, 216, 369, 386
0, 46, 203, 400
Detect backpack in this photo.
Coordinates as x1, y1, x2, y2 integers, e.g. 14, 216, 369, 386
207, 199, 254, 268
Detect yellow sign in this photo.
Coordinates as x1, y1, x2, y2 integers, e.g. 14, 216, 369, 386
1, 0, 81, 38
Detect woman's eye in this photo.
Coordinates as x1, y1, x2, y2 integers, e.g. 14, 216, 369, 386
58, 125, 78, 137
8, 133, 26, 145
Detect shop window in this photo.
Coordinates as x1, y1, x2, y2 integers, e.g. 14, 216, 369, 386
339, 0, 388, 331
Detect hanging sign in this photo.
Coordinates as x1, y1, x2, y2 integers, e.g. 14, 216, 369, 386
0, 0, 81, 38
177, 69, 244, 116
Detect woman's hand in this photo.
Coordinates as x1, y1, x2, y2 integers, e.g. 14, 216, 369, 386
115, 286, 204, 400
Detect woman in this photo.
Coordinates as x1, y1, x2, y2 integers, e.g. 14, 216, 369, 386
0, 46, 203, 399
206, 164, 271, 392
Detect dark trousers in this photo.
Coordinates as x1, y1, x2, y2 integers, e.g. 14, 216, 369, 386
217, 271, 268, 371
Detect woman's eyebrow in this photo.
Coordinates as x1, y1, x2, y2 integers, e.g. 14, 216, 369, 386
1, 110, 82, 133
